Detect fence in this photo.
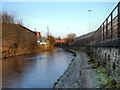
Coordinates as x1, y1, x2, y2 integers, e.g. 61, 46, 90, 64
91, 2, 120, 45
73, 2, 120, 46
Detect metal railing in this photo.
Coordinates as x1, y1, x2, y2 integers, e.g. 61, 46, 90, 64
92, 2, 120, 45
73, 2, 120, 46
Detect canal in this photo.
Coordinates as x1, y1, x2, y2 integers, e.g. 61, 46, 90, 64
2, 48, 75, 88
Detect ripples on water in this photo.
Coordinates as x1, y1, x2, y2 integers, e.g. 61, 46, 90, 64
2, 48, 74, 88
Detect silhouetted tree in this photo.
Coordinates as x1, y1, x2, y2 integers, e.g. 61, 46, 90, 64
2, 11, 23, 25
58, 36, 61, 40
48, 35, 55, 49
2, 11, 15, 24
65, 33, 76, 45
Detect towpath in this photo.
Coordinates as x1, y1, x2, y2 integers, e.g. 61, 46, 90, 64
54, 51, 93, 88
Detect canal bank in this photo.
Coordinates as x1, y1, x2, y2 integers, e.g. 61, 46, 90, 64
54, 50, 119, 88
54, 51, 93, 88
2, 23, 52, 59
2, 23, 37, 58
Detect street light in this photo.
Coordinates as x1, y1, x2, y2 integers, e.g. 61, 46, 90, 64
88, 10, 92, 32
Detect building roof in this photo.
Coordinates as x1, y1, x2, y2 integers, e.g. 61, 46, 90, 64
18, 24, 36, 34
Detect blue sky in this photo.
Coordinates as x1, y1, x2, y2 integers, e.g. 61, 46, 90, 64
2, 2, 119, 38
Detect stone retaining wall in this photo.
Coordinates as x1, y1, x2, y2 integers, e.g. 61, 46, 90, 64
90, 47, 120, 83
63, 44, 120, 84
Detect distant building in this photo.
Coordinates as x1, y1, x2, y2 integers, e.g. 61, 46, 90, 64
35, 32, 49, 48
37, 38, 42, 44
38, 37, 49, 49
36, 32, 41, 39
39, 37, 47, 45
35, 32, 42, 44
55, 40, 66, 43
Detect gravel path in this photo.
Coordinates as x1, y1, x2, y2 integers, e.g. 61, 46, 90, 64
54, 51, 93, 88
80, 53, 93, 88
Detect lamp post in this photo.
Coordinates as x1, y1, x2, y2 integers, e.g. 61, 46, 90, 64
88, 10, 92, 32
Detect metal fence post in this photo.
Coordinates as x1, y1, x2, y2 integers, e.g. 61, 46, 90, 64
118, 2, 120, 37
100, 26, 102, 41
103, 23, 104, 41
111, 13, 113, 39
106, 18, 108, 39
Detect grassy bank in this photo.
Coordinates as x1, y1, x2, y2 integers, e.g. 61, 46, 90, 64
2, 23, 46, 58
86, 51, 120, 88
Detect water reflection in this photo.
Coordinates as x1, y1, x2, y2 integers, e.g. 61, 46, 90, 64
2, 48, 74, 88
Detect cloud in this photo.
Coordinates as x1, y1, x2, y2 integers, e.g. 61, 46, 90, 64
66, 27, 70, 30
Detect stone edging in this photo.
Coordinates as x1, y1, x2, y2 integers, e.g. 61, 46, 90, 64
53, 49, 77, 88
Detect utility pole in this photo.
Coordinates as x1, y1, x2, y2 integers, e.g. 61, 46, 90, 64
47, 26, 50, 48
47, 26, 49, 38
34, 28, 36, 32
88, 10, 92, 32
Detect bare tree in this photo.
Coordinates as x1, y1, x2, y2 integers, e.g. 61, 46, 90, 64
48, 35, 55, 49
2, 11, 23, 25
17, 19, 23, 25
65, 33, 76, 45
57, 36, 61, 40
2, 11, 15, 24
67, 33, 76, 39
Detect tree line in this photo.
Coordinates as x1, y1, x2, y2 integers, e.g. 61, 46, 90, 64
1, 11, 23, 25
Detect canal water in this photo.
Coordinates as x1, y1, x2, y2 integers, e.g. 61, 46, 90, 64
2, 48, 74, 88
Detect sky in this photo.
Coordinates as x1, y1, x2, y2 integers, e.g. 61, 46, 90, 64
2, 1, 119, 38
